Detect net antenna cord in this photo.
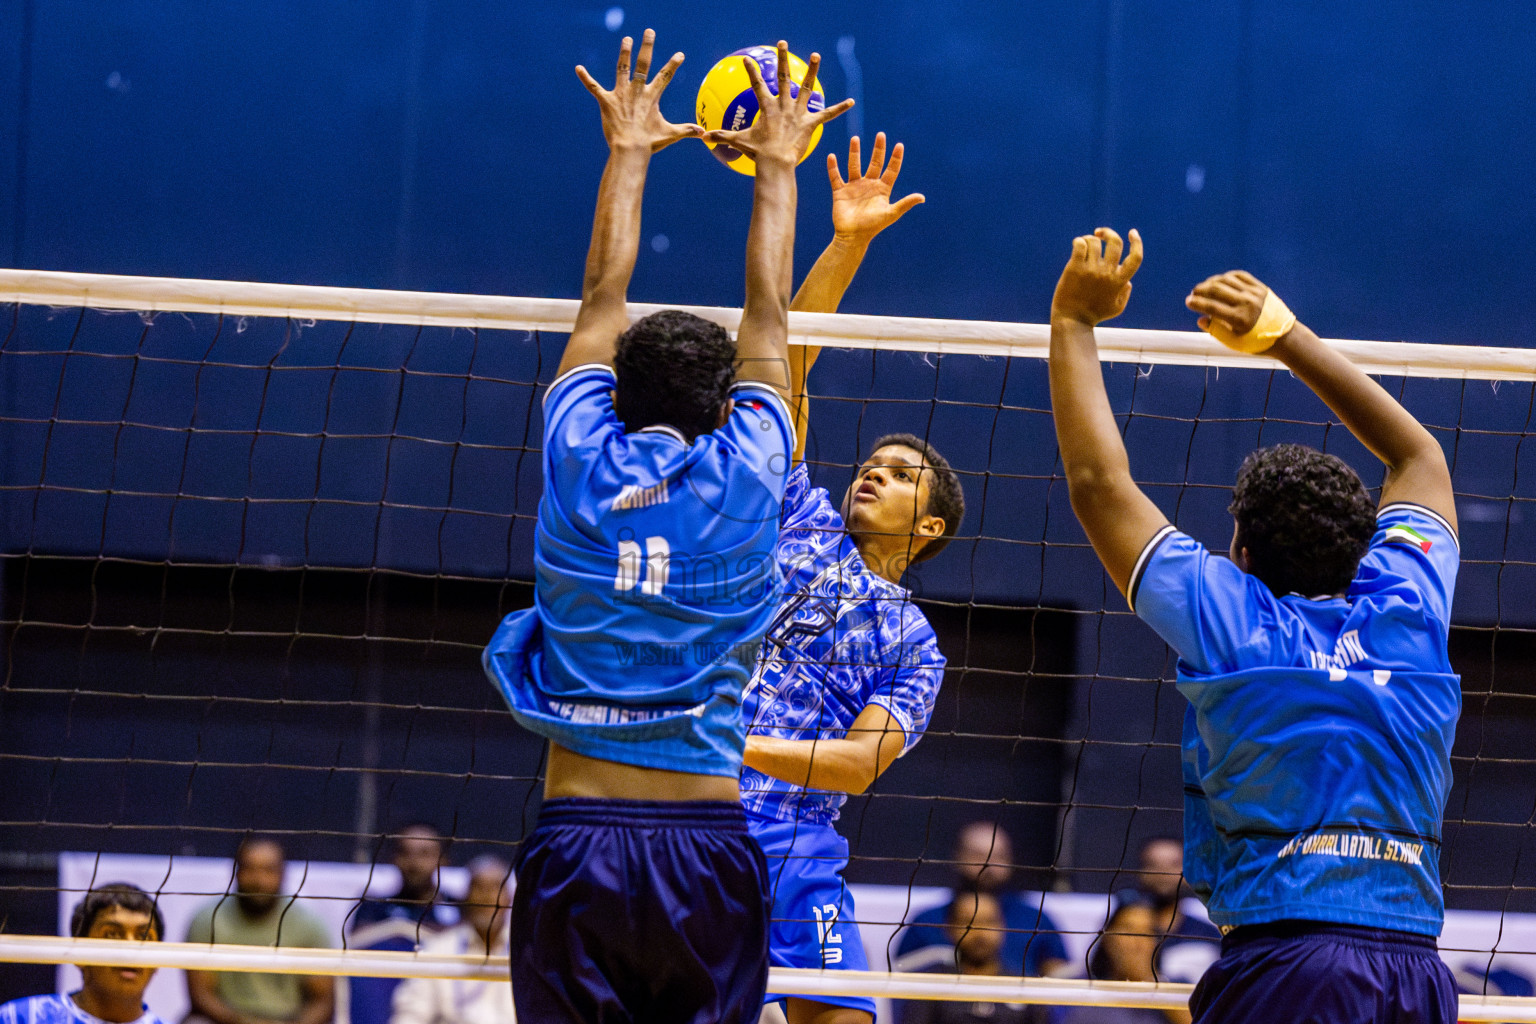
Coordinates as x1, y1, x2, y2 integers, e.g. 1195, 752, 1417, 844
2, 268, 1532, 381
0, 936, 1531, 1021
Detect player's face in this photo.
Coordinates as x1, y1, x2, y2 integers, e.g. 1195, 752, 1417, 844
841, 445, 939, 549
77, 906, 159, 1005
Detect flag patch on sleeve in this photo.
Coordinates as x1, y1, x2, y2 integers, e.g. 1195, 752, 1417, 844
1385, 524, 1432, 552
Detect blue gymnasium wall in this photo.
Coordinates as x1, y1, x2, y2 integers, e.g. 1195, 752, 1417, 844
4, 1, 1536, 614
4, 0, 1536, 914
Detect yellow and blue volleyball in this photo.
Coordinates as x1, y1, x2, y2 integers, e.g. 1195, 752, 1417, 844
696, 46, 826, 176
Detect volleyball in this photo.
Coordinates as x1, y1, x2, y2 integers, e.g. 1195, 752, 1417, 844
697, 46, 826, 176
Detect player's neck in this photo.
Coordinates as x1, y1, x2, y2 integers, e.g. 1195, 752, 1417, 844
852, 533, 911, 585
72, 988, 144, 1024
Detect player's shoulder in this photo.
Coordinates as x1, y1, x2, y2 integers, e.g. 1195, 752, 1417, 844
544, 362, 615, 402
1373, 502, 1459, 554
0, 994, 66, 1024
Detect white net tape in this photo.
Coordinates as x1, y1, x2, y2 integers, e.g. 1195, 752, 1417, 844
2, 268, 1533, 379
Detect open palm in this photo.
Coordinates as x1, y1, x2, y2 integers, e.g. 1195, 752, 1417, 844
829, 133, 925, 241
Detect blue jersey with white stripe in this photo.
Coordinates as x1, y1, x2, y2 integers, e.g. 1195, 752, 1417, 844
482, 364, 793, 777
0, 996, 168, 1024
740, 462, 945, 825
1131, 502, 1460, 935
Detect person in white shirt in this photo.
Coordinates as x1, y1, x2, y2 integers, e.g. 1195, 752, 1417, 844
389, 858, 513, 1024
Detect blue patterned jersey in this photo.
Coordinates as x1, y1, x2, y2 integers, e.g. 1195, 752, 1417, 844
740, 462, 946, 825
1131, 502, 1460, 935
0, 996, 168, 1024
483, 364, 793, 777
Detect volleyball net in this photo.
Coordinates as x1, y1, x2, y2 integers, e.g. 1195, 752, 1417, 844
2, 269, 1535, 1019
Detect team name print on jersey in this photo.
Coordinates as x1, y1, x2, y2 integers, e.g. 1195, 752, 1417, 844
1276, 831, 1425, 866
1308, 629, 1367, 672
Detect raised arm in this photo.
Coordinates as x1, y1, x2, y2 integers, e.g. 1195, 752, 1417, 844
558, 30, 701, 377
705, 42, 853, 398
787, 133, 925, 460
1048, 228, 1171, 600
1187, 271, 1457, 532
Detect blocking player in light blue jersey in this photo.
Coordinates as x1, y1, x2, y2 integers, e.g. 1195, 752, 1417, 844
480, 32, 851, 1024
0, 884, 169, 1024
1048, 229, 1460, 1024
738, 134, 965, 1024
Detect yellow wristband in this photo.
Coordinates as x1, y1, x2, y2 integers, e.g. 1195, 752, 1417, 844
1202, 289, 1296, 354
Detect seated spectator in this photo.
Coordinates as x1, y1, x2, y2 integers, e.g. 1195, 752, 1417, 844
389, 856, 514, 1024
1056, 900, 1190, 1024
0, 884, 169, 1024
349, 825, 456, 1024
352, 825, 455, 936
896, 822, 1069, 977
1113, 837, 1218, 984
901, 892, 1049, 1024
184, 837, 333, 1024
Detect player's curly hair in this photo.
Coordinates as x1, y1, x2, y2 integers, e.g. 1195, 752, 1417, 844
1229, 443, 1376, 597
613, 311, 736, 442
870, 432, 966, 563
71, 882, 164, 940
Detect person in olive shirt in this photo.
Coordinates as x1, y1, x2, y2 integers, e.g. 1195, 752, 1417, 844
184, 837, 333, 1024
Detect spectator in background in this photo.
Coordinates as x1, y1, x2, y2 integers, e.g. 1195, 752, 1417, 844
896, 822, 1069, 977
348, 825, 456, 1024
0, 884, 169, 1024
1057, 900, 1190, 1024
390, 857, 514, 1024
901, 892, 1049, 1024
184, 837, 333, 1024
351, 825, 455, 936
1115, 837, 1219, 984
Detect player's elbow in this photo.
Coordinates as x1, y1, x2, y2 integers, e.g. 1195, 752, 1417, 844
1065, 463, 1134, 509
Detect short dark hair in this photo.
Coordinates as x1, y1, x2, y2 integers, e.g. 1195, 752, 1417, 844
868, 433, 965, 562
70, 883, 164, 940
1229, 443, 1376, 597
613, 310, 736, 442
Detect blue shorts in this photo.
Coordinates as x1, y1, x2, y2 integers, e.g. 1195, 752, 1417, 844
753, 818, 875, 1017
511, 798, 771, 1024
1191, 921, 1457, 1024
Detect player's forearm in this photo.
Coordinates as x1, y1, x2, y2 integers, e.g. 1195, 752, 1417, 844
743, 734, 884, 795
791, 235, 869, 315
782, 236, 866, 458
737, 155, 798, 390
572, 144, 652, 337
1268, 323, 1443, 472
1048, 315, 1135, 490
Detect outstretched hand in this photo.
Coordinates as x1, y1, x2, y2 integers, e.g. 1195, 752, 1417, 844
575, 29, 701, 153
704, 41, 855, 167
1051, 228, 1143, 326
829, 133, 925, 242
1186, 270, 1270, 336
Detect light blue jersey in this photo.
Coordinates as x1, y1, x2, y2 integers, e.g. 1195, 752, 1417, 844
483, 364, 793, 777
741, 462, 945, 825
0, 995, 168, 1024
1131, 502, 1460, 935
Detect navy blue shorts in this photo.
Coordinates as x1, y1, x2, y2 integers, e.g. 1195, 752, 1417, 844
1190, 921, 1457, 1024
510, 798, 771, 1024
